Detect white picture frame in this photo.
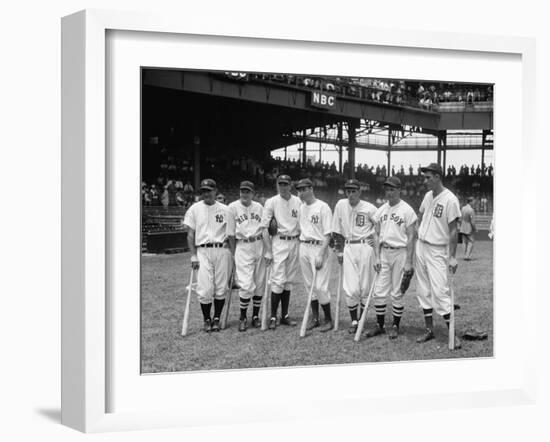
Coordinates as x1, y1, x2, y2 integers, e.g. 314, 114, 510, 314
61, 9, 537, 433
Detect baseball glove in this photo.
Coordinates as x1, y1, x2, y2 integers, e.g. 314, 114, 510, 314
268, 217, 278, 236
331, 232, 345, 253
461, 328, 488, 341
400, 268, 414, 294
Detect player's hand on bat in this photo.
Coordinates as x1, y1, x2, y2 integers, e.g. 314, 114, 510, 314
404, 262, 413, 273
191, 255, 199, 270
264, 252, 273, 267
337, 253, 343, 265
374, 257, 381, 273
448, 256, 458, 274
314, 253, 324, 270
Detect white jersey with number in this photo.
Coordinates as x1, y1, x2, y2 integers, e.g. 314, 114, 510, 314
374, 200, 417, 247
183, 201, 235, 245
332, 199, 377, 240
260, 194, 301, 236
228, 200, 264, 240
299, 199, 332, 241
417, 189, 460, 246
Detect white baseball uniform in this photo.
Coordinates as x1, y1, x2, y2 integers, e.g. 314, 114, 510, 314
298, 199, 333, 304
260, 194, 301, 294
332, 198, 377, 308
228, 200, 266, 300
183, 201, 235, 304
373, 200, 417, 310
415, 188, 461, 315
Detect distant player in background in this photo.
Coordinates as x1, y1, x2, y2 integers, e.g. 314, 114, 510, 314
367, 177, 417, 339
261, 175, 301, 330
332, 179, 381, 334
183, 179, 236, 332
415, 164, 461, 348
296, 179, 334, 332
459, 196, 477, 260
228, 181, 268, 331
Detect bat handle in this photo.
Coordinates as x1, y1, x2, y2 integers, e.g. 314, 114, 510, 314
334, 266, 342, 331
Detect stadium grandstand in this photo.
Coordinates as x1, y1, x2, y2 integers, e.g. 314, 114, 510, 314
141, 69, 493, 253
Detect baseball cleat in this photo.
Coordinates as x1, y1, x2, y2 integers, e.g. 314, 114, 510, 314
348, 321, 358, 334
388, 325, 399, 340
416, 328, 434, 343
268, 317, 277, 330
211, 318, 221, 332
453, 336, 462, 349
319, 320, 334, 333
366, 325, 386, 338
306, 318, 320, 330
238, 318, 248, 332
280, 316, 297, 326
203, 319, 212, 333
251, 316, 261, 328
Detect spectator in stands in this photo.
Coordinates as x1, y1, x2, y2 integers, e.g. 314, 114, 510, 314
487, 164, 493, 177
150, 185, 161, 206
216, 193, 227, 204
409, 164, 414, 175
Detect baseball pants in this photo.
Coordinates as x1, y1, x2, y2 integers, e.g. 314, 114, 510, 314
463, 234, 474, 259
415, 240, 451, 316
343, 243, 375, 308
373, 247, 406, 308
196, 247, 233, 304
234, 240, 266, 300
270, 236, 300, 294
299, 243, 331, 304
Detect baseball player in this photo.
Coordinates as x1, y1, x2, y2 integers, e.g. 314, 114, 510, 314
366, 176, 417, 339
228, 181, 269, 331
183, 179, 236, 332
261, 174, 301, 330
295, 178, 334, 332
459, 196, 477, 261
332, 179, 381, 334
415, 163, 461, 348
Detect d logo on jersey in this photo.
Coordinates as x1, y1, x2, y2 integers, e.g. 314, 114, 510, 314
356, 214, 365, 227
433, 204, 444, 218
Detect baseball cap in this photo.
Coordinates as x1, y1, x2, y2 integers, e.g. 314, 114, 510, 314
277, 174, 292, 184
295, 178, 313, 189
383, 176, 402, 188
239, 180, 255, 191
420, 163, 444, 176
199, 178, 217, 191
344, 179, 360, 190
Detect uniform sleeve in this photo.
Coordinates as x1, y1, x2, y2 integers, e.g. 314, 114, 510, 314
225, 206, 236, 236
405, 206, 418, 227
447, 197, 461, 224
419, 193, 429, 214
331, 201, 342, 234
321, 203, 333, 236
372, 206, 382, 224
259, 198, 274, 228
183, 204, 196, 230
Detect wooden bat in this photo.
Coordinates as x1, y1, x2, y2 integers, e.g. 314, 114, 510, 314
181, 268, 196, 336
449, 272, 455, 350
333, 265, 343, 331
221, 270, 235, 330
354, 273, 379, 342
299, 268, 317, 338
260, 266, 271, 331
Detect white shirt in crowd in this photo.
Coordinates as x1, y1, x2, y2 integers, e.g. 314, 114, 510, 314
417, 189, 461, 246
299, 199, 333, 241
183, 201, 235, 245
228, 200, 264, 240
332, 199, 377, 240
260, 194, 301, 236
374, 200, 417, 248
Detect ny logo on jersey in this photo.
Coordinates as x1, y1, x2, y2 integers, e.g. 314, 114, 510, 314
310, 214, 319, 224
433, 204, 444, 218
291, 209, 298, 218
356, 214, 365, 227
215, 214, 224, 223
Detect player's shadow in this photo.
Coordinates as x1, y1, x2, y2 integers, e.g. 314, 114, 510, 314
35, 408, 61, 423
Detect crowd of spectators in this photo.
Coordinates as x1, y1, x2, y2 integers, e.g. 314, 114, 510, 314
222, 72, 493, 111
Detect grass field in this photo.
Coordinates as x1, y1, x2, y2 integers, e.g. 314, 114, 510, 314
141, 241, 493, 373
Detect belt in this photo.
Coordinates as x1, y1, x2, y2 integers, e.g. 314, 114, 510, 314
300, 239, 322, 245
278, 234, 299, 240
345, 239, 370, 244
239, 235, 263, 243
419, 238, 447, 247
198, 242, 226, 248
381, 244, 404, 250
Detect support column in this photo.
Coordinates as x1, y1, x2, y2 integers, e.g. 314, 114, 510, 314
437, 133, 442, 166
338, 123, 343, 173
348, 120, 358, 179
193, 135, 200, 191
302, 129, 307, 166
284, 146, 287, 161
387, 127, 392, 175
481, 148, 485, 176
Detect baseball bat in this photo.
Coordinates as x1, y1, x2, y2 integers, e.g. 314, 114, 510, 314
221, 269, 235, 330
354, 272, 379, 342
333, 265, 343, 331
181, 268, 196, 336
299, 268, 318, 338
260, 266, 271, 331
449, 272, 456, 350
